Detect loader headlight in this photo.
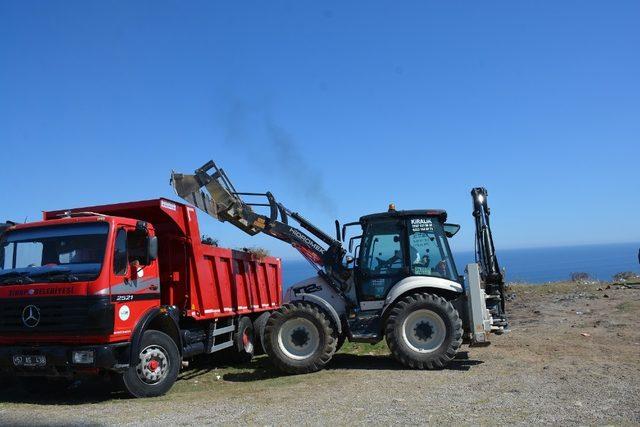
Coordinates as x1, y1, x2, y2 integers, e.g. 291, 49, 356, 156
72, 350, 95, 365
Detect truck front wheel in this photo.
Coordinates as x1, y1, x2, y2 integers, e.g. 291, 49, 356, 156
122, 330, 180, 398
385, 293, 463, 370
264, 302, 337, 374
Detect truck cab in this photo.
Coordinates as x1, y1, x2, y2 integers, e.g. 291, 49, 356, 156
0, 213, 159, 374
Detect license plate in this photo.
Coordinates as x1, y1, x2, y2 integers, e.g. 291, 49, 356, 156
13, 355, 46, 367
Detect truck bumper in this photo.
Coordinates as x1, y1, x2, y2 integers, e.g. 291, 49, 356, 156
0, 343, 130, 377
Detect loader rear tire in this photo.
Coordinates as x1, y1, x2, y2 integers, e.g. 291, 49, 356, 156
264, 302, 337, 374
385, 293, 462, 370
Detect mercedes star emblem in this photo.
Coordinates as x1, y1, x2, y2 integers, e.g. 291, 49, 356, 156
22, 305, 41, 328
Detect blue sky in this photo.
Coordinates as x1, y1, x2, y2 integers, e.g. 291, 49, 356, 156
1, 1, 639, 260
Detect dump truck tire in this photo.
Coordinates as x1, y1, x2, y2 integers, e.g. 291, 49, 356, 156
385, 293, 462, 369
264, 302, 337, 374
121, 330, 180, 398
233, 316, 255, 363
253, 311, 271, 355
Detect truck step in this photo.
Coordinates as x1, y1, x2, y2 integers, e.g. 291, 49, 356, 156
211, 341, 234, 352
212, 325, 235, 336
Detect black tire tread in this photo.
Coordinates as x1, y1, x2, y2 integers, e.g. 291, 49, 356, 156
385, 293, 463, 370
252, 311, 271, 355
233, 316, 255, 363
121, 330, 180, 398
264, 302, 337, 374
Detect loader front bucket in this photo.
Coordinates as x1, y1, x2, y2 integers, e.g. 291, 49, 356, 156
170, 162, 265, 236
170, 172, 219, 218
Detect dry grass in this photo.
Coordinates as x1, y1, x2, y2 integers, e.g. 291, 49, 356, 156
238, 247, 270, 259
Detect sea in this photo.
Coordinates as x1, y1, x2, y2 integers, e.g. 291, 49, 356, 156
281, 242, 640, 287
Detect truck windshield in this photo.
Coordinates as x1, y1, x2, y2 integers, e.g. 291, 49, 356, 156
0, 223, 109, 284
407, 217, 459, 282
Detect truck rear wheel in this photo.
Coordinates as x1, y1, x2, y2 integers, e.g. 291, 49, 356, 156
264, 302, 337, 374
232, 316, 255, 363
122, 330, 180, 398
252, 311, 271, 355
385, 293, 462, 370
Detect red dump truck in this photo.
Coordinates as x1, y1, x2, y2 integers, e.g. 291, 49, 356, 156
0, 198, 282, 397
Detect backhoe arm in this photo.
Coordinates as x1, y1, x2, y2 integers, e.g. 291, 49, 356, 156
471, 187, 508, 327
471, 187, 503, 285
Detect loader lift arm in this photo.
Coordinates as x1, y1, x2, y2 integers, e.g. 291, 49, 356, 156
471, 187, 508, 328
170, 161, 348, 282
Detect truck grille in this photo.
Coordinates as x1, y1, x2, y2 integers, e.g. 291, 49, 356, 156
0, 296, 114, 335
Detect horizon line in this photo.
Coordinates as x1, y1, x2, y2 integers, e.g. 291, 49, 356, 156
276, 240, 640, 262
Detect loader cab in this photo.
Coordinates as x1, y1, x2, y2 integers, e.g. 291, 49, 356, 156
351, 209, 460, 304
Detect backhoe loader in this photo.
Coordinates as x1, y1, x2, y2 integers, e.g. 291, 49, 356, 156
171, 161, 508, 373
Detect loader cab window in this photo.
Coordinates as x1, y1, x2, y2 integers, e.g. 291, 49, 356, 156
360, 221, 404, 274
113, 229, 128, 275
357, 219, 405, 300
407, 217, 458, 282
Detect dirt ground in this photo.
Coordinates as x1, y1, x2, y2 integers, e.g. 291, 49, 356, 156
0, 282, 639, 426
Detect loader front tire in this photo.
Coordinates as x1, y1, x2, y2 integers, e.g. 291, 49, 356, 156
385, 293, 462, 370
264, 302, 337, 374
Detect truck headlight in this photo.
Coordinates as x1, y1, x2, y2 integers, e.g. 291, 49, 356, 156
72, 350, 95, 364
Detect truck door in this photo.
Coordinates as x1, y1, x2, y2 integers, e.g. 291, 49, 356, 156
110, 226, 160, 337
355, 218, 406, 308
160, 236, 188, 310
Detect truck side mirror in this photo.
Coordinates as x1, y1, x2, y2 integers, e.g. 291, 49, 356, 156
146, 236, 158, 265
141, 236, 158, 265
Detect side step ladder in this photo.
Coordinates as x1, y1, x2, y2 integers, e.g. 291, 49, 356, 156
206, 318, 236, 353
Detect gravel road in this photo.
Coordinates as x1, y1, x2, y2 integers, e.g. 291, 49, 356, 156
1, 282, 638, 425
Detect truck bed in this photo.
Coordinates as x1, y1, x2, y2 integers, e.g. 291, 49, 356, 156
184, 245, 282, 320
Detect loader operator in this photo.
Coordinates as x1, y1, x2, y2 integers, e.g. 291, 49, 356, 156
410, 247, 449, 278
